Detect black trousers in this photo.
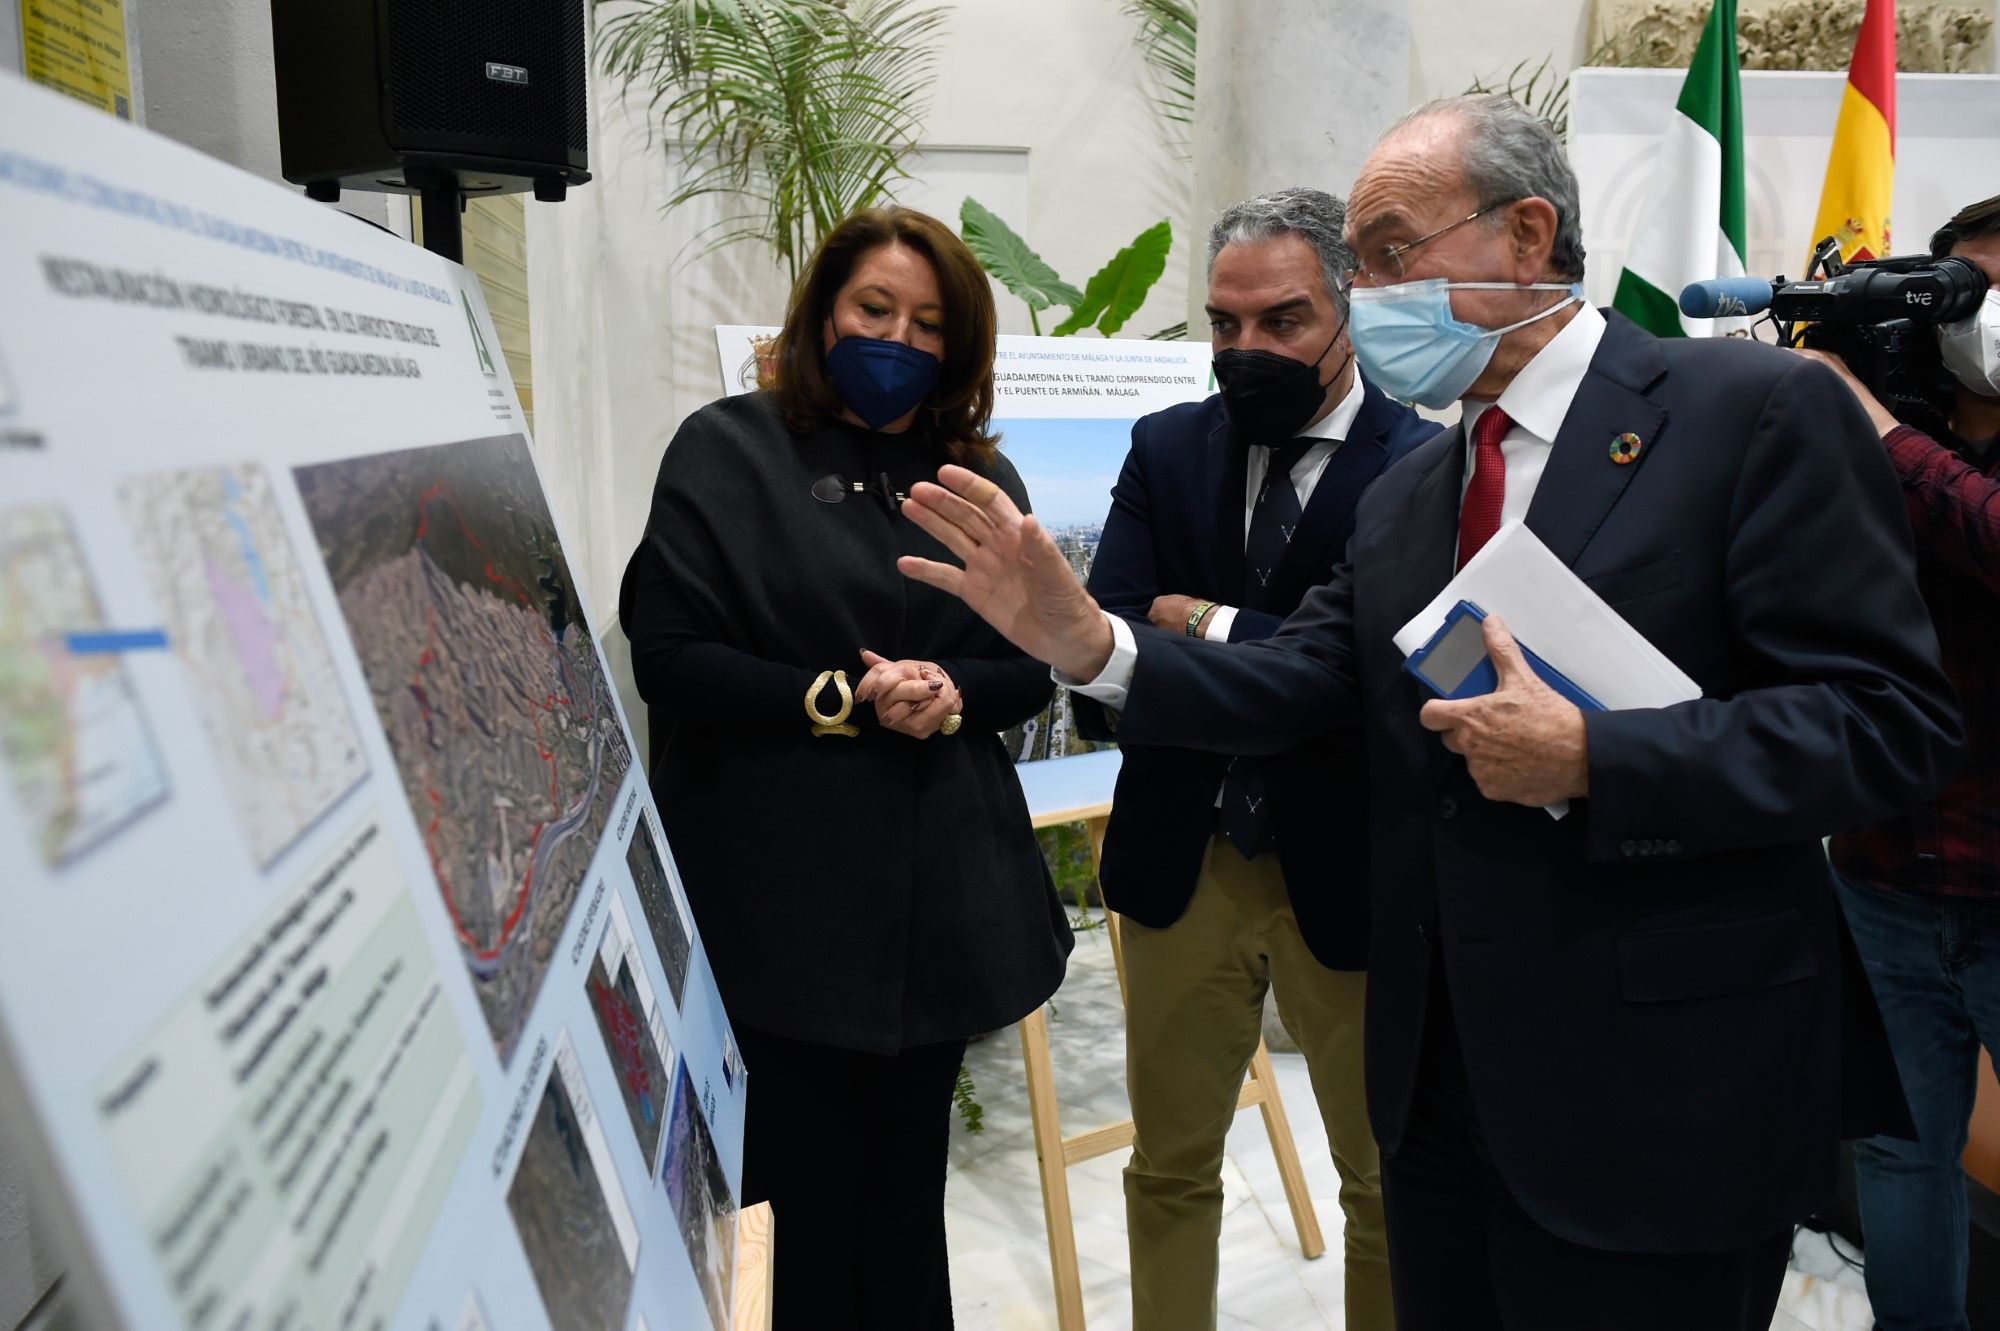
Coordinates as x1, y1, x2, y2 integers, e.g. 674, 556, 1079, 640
1382, 971, 1793, 1330
735, 1025, 969, 1331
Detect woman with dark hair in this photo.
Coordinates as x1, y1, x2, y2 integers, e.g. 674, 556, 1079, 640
619, 206, 1073, 1328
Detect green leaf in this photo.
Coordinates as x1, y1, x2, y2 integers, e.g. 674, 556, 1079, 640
959, 197, 1082, 314
1052, 220, 1173, 336
1121, 0, 1197, 129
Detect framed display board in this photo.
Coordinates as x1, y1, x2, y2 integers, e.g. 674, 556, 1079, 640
0, 71, 744, 1331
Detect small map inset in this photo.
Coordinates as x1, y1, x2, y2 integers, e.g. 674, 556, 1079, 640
506, 1034, 639, 1331
0, 506, 168, 864
294, 435, 633, 1063
120, 464, 367, 867
586, 897, 674, 1171
627, 815, 693, 1010
663, 1060, 737, 1331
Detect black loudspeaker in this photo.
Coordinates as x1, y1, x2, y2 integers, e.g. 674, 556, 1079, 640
271, 0, 591, 207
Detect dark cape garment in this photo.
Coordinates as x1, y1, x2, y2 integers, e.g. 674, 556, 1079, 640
620, 391, 1073, 1054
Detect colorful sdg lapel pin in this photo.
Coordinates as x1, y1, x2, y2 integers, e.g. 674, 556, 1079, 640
1610, 432, 1644, 465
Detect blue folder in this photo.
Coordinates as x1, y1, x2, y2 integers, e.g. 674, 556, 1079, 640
1404, 600, 1605, 712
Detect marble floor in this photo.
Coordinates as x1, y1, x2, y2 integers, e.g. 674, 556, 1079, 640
945, 913, 1874, 1331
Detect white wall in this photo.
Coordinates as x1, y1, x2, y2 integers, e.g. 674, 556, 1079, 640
127, 0, 386, 225
527, 0, 1194, 642
1409, 0, 1595, 106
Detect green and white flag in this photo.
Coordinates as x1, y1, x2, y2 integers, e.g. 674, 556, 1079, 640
1611, 0, 1747, 337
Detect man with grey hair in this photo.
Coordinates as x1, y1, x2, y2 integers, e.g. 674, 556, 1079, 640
900, 94, 1960, 1324
1073, 185, 1430, 1330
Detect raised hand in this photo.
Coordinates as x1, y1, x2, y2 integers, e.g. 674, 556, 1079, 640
899, 465, 1115, 681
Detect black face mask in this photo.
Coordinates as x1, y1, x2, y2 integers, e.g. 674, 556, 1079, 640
1212, 315, 1351, 447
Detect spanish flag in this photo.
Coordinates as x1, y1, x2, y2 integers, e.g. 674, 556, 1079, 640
1811, 0, 1897, 263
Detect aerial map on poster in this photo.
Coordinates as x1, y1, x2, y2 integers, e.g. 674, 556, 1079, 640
0, 73, 743, 1331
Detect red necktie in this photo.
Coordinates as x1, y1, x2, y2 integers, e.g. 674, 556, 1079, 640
1457, 406, 1512, 569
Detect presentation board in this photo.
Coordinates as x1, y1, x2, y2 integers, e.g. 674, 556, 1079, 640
0, 72, 743, 1331
714, 325, 1214, 761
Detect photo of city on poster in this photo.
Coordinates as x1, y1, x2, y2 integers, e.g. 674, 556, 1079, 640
662, 1060, 736, 1331
293, 434, 635, 1064
991, 418, 1128, 762
626, 813, 693, 1010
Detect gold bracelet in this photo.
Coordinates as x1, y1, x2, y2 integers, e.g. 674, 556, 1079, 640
804, 669, 859, 738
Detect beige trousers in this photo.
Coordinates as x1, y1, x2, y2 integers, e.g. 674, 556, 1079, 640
1121, 835, 1391, 1331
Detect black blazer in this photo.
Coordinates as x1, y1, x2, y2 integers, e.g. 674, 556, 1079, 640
620, 393, 1073, 1055
1077, 381, 1435, 968
1110, 313, 1962, 1253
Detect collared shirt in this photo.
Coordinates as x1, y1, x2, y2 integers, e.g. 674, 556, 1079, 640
1833, 421, 2000, 898
1205, 371, 1368, 643
1070, 301, 1607, 708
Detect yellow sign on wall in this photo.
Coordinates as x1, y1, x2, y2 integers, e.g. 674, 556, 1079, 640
20, 0, 133, 119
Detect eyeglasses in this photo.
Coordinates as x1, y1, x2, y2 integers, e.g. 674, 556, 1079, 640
1338, 198, 1521, 293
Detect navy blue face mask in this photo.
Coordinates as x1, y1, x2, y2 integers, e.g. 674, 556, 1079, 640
824, 331, 941, 430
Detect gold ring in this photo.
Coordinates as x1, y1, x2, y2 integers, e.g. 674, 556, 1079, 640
939, 713, 962, 736
961, 477, 1000, 507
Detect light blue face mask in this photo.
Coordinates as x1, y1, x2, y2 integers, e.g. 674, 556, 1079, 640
1348, 280, 1584, 409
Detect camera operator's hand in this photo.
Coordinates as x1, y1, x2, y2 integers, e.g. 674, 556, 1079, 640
1790, 347, 1901, 437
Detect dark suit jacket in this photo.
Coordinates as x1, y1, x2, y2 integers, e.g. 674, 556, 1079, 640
1076, 381, 1435, 969
1109, 312, 1962, 1253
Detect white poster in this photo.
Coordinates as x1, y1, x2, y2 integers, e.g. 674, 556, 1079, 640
0, 71, 742, 1331
715, 325, 1213, 761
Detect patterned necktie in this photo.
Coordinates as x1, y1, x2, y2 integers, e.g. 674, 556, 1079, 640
1221, 437, 1317, 859
1242, 437, 1317, 609
1458, 406, 1513, 569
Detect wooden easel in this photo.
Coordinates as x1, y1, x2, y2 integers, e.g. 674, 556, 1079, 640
731, 1202, 774, 1331
1020, 787, 1325, 1331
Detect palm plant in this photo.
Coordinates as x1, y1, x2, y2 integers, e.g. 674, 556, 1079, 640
1123, 0, 1197, 138
595, 0, 949, 284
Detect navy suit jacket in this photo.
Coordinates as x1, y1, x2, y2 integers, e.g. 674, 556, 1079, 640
1108, 312, 1962, 1253
1076, 379, 1434, 969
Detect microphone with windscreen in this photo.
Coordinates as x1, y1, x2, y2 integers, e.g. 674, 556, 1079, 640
1678, 277, 1779, 318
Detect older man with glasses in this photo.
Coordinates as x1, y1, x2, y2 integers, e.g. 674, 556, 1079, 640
898, 94, 1961, 1327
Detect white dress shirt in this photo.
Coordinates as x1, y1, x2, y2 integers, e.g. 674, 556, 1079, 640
1204, 371, 1367, 643
1068, 301, 1607, 709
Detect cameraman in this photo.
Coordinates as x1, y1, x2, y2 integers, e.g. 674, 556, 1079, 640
1800, 192, 2000, 1331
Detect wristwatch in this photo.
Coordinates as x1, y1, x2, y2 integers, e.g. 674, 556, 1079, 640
1185, 600, 1215, 637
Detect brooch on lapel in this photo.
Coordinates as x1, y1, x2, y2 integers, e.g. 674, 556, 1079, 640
1609, 432, 1644, 466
